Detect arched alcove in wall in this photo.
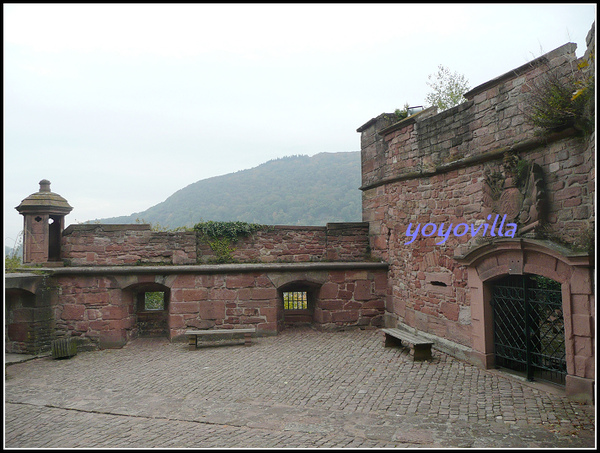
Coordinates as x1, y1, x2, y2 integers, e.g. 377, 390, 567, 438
122, 282, 171, 338
456, 238, 594, 403
277, 280, 323, 329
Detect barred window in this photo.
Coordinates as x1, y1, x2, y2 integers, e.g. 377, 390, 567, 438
283, 291, 308, 310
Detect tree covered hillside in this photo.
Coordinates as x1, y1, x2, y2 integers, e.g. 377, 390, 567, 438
99, 152, 362, 228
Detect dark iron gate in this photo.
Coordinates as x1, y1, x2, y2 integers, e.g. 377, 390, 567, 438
491, 274, 566, 385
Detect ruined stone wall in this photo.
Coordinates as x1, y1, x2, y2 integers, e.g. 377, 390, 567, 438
358, 40, 595, 348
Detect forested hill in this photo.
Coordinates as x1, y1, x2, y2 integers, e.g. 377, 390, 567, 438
98, 152, 362, 228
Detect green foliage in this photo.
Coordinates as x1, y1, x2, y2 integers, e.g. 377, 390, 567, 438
531, 275, 561, 291
98, 152, 362, 228
5, 254, 21, 272
144, 292, 165, 310
394, 102, 411, 121
194, 221, 269, 263
193, 220, 267, 240
205, 237, 236, 263
525, 54, 595, 134
425, 65, 470, 111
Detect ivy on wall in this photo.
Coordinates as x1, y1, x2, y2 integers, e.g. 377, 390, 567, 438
193, 221, 271, 263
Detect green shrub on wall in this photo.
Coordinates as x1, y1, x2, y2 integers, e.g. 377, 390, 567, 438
193, 221, 270, 263
525, 55, 595, 135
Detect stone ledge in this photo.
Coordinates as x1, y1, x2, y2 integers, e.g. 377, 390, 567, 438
14, 261, 389, 276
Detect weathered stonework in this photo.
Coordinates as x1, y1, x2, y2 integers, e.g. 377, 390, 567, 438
6, 263, 387, 352
61, 224, 197, 266
5, 25, 595, 404
196, 223, 371, 264
358, 37, 595, 402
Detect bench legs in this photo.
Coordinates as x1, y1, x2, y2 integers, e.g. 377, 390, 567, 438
189, 335, 197, 351
384, 334, 403, 348
383, 332, 432, 361
411, 344, 432, 361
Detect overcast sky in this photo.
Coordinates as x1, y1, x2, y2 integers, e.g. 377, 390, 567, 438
3, 3, 596, 248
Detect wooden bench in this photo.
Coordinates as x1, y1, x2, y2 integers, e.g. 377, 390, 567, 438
186, 328, 256, 350
382, 328, 433, 361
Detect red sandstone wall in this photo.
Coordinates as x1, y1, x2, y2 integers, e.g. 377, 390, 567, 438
198, 223, 371, 263
360, 43, 579, 190
62, 222, 371, 266
358, 42, 595, 348
197, 226, 327, 263
52, 266, 387, 349
61, 224, 197, 266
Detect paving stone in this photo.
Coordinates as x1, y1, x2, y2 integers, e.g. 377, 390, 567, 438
4, 328, 596, 448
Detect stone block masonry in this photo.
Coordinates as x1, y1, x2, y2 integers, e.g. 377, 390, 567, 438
357, 33, 595, 403
26, 262, 388, 349
197, 223, 371, 264
358, 40, 594, 348
62, 222, 371, 266
61, 224, 197, 266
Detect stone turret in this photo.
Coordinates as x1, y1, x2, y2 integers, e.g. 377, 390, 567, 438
16, 180, 73, 265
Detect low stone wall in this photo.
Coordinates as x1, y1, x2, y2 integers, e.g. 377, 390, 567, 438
197, 223, 371, 263
62, 224, 197, 266
9, 263, 387, 350
63, 222, 371, 266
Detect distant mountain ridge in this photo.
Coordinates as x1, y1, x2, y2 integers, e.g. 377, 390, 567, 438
98, 152, 362, 228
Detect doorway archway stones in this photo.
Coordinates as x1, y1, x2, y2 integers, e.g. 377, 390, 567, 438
456, 238, 594, 403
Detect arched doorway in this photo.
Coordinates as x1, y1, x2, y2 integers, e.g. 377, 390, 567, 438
457, 238, 594, 403
491, 274, 565, 385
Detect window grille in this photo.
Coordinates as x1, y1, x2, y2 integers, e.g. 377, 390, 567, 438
283, 291, 308, 310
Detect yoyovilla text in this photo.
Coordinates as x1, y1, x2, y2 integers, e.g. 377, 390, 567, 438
405, 214, 517, 245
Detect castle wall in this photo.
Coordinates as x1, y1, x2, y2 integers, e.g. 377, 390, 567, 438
359, 41, 594, 342
12, 263, 387, 350
358, 37, 595, 401
62, 222, 371, 266
61, 224, 197, 266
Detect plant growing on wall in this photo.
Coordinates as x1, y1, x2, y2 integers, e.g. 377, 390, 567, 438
193, 221, 269, 263
394, 103, 411, 121
524, 54, 595, 134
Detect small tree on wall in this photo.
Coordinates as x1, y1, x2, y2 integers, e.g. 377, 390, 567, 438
425, 65, 471, 111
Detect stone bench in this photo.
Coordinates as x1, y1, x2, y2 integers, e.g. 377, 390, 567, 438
382, 328, 433, 361
186, 328, 256, 350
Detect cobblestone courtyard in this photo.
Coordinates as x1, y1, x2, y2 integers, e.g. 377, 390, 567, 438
4, 328, 596, 448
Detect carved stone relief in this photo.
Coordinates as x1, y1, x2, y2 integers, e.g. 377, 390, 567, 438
483, 153, 546, 234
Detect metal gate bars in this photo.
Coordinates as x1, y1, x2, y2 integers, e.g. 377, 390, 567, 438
491, 274, 566, 385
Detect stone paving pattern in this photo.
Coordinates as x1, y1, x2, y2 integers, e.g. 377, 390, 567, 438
4, 328, 596, 448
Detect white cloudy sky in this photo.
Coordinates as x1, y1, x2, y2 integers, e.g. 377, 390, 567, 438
3, 3, 596, 247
